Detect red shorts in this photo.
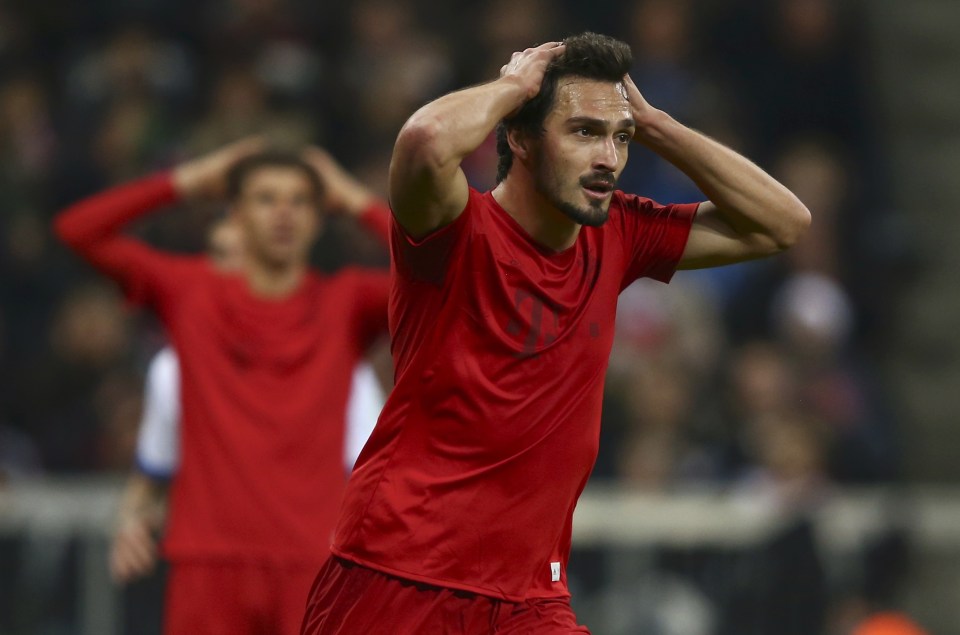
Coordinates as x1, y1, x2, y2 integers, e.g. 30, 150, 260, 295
164, 560, 319, 635
300, 557, 591, 635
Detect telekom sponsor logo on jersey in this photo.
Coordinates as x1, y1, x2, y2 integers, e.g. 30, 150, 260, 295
505, 289, 602, 359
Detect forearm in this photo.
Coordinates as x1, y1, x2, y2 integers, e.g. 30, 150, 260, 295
396, 77, 529, 176
636, 110, 809, 247
54, 172, 178, 250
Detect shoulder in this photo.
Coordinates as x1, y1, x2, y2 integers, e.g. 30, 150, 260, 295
609, 191, 700, 227
390, 188, 488, 283
395, 186, 488, 244
611, 191, 667, 216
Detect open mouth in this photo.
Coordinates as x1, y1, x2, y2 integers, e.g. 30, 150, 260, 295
582, 182, 614, 200
581, 173, 616, 200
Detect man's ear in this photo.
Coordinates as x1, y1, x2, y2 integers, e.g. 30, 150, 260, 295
507, 127, 532, 161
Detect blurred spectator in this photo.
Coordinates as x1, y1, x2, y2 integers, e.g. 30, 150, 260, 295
62, 26, 196, 111
709, 0, 871, 165
772, 272, 899, 482
601, 277, 725, 484
0, 75, 58, 193
331, 0, 453, 161
186, 66, 315, 154
12, 283, 136, 471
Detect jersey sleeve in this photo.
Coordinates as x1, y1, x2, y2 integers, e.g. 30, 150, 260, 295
614, 192, 699, 290
134, 348, 181, 479
341, 268, 391, 349
53, 172, 193, 311
356, 200, 393, 246
389, 189, 476, 286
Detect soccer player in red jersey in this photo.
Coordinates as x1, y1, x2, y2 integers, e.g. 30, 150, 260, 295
301, 32, 811, 634
55, 140, 392, 635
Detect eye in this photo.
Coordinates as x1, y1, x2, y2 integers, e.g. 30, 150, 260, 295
616, 132, 632, 144
574, 127, 591, 137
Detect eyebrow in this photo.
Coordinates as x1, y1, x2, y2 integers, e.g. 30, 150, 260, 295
566, 116, 636, 130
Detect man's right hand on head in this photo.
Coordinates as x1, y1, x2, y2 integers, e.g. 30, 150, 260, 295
173, 136, 266, 201
498, 41, 566, 106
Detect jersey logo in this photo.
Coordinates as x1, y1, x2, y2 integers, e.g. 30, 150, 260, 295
505, 289, 561, 358
551, 561, 561, 582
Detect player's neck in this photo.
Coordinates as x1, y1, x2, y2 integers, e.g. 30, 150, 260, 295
492, 176, 581, 253
244, 260, 307, 299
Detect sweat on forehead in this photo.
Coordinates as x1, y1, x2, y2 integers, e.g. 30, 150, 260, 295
551, 78, 632, 114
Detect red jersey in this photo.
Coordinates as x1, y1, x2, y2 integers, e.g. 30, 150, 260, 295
332, 188, 696, 600
55, 174, 390, 565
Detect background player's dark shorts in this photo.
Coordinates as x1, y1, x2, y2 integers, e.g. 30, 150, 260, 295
301, 557, 591, 635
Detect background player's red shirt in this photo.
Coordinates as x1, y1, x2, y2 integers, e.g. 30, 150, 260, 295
332, 188, 697, 601
55, 174, 390, 565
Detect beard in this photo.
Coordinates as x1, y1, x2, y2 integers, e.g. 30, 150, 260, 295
554, 196, 610, 227
534, 162, 616, 227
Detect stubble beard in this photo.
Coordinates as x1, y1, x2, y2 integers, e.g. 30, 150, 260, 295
553, 197, 610, 227
535, 167, 613, 228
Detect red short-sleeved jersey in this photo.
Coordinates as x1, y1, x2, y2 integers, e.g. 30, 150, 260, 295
55, 174, 390, 565
332, 188, 697, 601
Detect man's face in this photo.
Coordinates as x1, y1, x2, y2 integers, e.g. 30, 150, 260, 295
527, 77, 634, 226
231, 167, 319, 269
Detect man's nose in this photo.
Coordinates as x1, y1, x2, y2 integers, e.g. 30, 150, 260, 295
594, 137, 618, 171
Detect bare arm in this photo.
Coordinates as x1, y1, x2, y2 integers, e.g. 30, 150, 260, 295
109, 472, 168, 584
624, 76, 811, 269
301, 146, 392, 245
389, 42, 566, 238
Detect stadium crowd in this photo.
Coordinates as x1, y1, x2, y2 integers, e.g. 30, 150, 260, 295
0, 0, 918, 633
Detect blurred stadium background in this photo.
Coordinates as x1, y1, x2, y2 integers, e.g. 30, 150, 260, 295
1, 0, 958, 633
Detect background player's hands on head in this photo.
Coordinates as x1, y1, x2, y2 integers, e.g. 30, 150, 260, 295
172, 136, 266, 201
301, 146, 373, 216
109, 514, 160, 584
499, 41, 566, 106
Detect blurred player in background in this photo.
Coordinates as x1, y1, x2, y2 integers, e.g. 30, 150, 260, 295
109, 210, 387, 585
55, 140, 392, 635
302, 32, 810, 634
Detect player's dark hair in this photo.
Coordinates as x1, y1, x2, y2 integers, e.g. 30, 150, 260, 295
495, 32, 633, 183
226, 151, 324, 202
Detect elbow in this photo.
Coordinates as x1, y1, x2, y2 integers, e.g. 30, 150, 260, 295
771, 200, 812, 252
394, 111, 451, 174
52, 211, 80, 247
53, 204, 97, 251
